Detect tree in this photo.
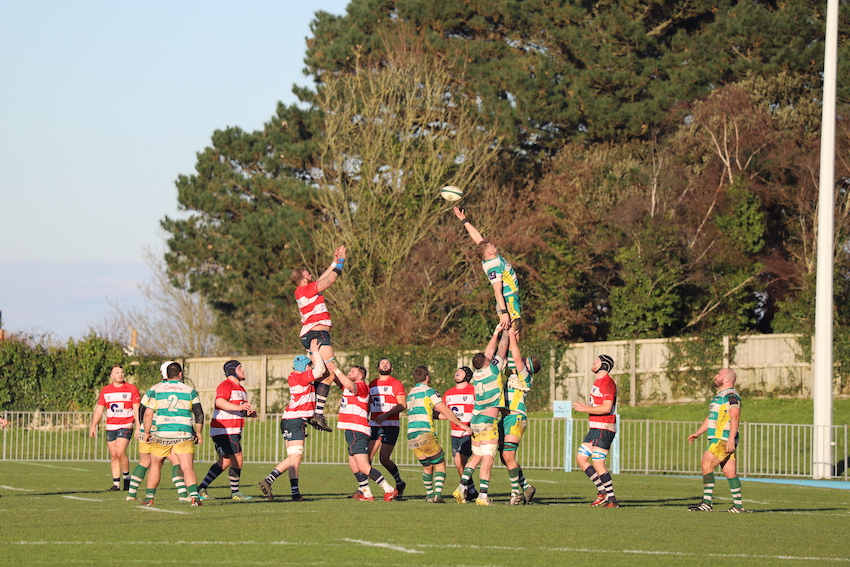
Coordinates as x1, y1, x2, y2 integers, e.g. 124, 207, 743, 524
305, 0, 844, 152
96, 249, 222, 357
310, 38, 502, 344
160, 102, 323, 353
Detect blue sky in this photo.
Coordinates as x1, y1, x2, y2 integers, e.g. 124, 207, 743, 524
0, 0, 351, 340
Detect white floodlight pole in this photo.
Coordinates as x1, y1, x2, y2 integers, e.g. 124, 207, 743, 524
813, 0, 839, 479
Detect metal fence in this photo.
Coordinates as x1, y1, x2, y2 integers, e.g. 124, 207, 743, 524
1, 412, 847, 480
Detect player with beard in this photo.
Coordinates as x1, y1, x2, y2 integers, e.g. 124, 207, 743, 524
334, 364, 398, 501
198, 360, 257, 500
367, 358, 407, 498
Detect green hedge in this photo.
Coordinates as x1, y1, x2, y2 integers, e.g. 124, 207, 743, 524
0, 333, 165, 411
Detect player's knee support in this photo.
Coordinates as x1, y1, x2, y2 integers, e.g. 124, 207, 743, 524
578, 445, 592, 458
591, 449, 608, 461
481, 443, 499, 458
503, 441, 519, 453
286, 445, 305, 457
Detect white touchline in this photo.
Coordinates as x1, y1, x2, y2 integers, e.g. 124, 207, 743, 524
0, 485, 33, 491
341, 538, 423, 555
415, 543, 850, 562
137, 507, 190, 515
61, 496, 101, 502
14, 462, 90, 471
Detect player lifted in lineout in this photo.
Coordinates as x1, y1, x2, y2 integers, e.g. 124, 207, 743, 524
453, 207, 521, 333
291, 245, 346, 432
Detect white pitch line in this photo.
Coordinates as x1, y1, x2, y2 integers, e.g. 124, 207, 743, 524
416, 543, 850, 562
14, 462, 91, 471
8, 538, 848, 562
0, 485, 33, 491
341, 538, 423, 554
62, 496, 101, 502
137, 507, 190, 515
524, 479, 558, 484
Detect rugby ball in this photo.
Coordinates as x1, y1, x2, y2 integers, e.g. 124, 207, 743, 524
440, 185, 463, 202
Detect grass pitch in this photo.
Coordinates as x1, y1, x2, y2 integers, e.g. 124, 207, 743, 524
0, 461, 848, 566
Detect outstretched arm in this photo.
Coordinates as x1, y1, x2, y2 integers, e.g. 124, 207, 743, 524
483, 321, 506, 361
333, 367, 356, 393
309, 338, 327, 379
453, 207, 485, 245
508, 328, 524, 374
315, 245, 347, 293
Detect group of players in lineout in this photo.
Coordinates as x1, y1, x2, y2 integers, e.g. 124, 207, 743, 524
90, 207, 745, 511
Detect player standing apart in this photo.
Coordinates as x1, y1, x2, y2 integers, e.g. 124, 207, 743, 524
687, 368, 744, 513
89, 364, 140, 491
198, 360, 256, 501
453, 322, 510, 505
367, 358, 407, 497
140, 362, 204, 506
573, 354, 619, 508
502, 328, 540, 505
407, 366, 472, 503
454, 207, 521, 332
127, 361, 189, 502
333, 364, 398, 501
440, 366, 479, 501
258, 341, 326, 501
292, 245, 346, 432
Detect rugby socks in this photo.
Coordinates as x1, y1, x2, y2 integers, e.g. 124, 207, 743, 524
423, 473, 434, 498
172, 464, 188, 498
728, 476, 743, 508
355, 472, 372, 498
518, 468, 532, 491
385, 462, 403, 486
479, 478, 490, 496
583, 466, 604, 493
112, 477, 121, 489
199, 463, 224, 490
315, 382, 331, 416
599, 472, 616, 502
369, 467, 393, 492
508, 467, 521, 493
229, 467, 242, 495
145, 488, 156, 501
460, 466, 474, 486
702, 473, 716, 504
122, 471, 131, 490
187, 483, 200, 499
433, 471, 446, 498
265, 468, 283, 485
290, 477, 300, 497
127, 465, 147, 498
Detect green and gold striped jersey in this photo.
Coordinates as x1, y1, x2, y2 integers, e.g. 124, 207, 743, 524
406, 383, 443, 436
707, 387, 741, 441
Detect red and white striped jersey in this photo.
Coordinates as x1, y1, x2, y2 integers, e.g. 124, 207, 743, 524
96, 383, 140, 431
588, 373, 617, 432
282, 370, 316, 420
337, 381, 370, 435
442, 382, 475, 437
368, 376, 406, 427
295, 281, 332, 337
210, 379, 248, 436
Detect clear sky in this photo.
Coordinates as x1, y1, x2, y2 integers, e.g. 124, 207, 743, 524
0, 0, 351, 340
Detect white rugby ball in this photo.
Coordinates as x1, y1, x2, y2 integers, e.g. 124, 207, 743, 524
440, 185, 463, 201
